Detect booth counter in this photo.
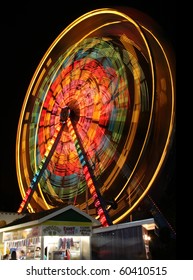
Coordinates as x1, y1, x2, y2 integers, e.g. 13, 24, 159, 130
0, 205, 100, 260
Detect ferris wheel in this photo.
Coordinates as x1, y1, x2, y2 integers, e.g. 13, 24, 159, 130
16, 8, 176, 227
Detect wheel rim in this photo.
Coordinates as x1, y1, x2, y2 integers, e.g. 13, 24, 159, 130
16, 8, 176, 224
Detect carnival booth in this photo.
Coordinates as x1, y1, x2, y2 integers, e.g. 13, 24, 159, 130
0, 205, 100, 260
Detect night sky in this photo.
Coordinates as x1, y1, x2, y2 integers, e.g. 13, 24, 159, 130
0, 1, 176, 230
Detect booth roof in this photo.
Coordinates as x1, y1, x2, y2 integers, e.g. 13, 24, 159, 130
0, 205, 101, 232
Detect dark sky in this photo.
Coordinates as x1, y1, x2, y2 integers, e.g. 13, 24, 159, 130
0, 1, 176, 228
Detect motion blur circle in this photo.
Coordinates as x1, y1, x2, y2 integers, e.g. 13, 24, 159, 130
16, 8, 176, 224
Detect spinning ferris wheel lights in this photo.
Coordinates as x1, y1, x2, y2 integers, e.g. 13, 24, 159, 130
18, 107, 112, 227
17, 122, 66, 214
16, 8, 175, 226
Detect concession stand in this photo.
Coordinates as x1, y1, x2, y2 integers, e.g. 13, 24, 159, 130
0, 205, 100, 260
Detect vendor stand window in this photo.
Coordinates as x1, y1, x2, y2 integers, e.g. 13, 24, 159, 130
0, 205, 100, 260
3, 225, 91, 260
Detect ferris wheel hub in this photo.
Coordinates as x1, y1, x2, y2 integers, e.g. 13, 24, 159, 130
60, 106, 70, 123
